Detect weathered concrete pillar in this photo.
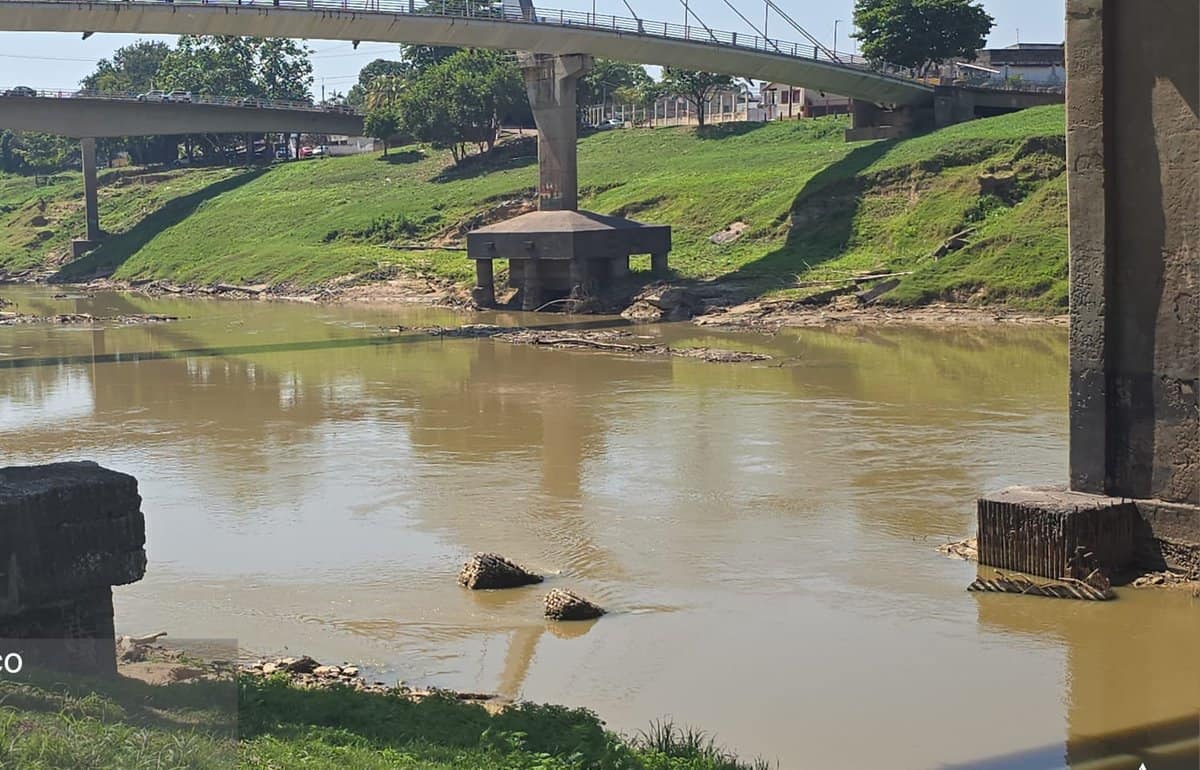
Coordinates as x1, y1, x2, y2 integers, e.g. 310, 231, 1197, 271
522, 258, 543, 311
978, 0, 1199, 576
81, 138, 100, 241
472, 258, 496, 307
610, 255, 630, 279
519, 52, 592, 212
0, 462, 147, 674
651, 252, 669, 276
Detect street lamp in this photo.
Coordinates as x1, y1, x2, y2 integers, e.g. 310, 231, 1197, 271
834, 19, 847, 57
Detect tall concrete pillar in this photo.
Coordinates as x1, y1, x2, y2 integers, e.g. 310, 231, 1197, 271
81, 137, 100, 242
978, 0, 1199, 576
518, 52, 592, 211
1066, 0, 1198, 505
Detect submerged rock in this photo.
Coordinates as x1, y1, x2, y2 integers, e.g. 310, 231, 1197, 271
458, 553, 544, 590
543, 589, 606, 621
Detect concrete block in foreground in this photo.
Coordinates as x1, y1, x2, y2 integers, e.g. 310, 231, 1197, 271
0, 461, 147, 674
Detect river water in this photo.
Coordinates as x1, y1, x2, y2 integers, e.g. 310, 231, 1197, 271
1, 286, 1196, 769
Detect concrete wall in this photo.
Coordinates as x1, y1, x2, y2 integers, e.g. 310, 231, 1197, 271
1066, 0, 1199, 507
0, 95, 363, 138
0, 1, 933, 108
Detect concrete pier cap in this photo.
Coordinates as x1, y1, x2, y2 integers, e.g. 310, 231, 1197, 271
977, 0, 1199, 579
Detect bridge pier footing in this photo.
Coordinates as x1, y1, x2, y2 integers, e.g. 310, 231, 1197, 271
977, 0, 1199, 578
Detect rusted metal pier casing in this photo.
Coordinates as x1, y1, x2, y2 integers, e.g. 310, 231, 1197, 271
0, 462, 147, 673
977, 486, 1137, 578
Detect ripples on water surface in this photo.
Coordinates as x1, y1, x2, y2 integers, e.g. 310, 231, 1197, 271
1, 287, 1196, 769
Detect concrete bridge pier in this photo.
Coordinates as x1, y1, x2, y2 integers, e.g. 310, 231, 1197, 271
977, 0, 1199, 578
467, 53, 671, 310
521, 51, 589, 212
71, 137, 100, 258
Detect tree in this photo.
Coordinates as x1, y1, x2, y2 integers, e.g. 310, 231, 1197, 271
365, 74, 407, 112
852, 0, 994, 71
347, 58, 409, 107
399, 49, 522, 163
657, 69, 736, 128
364, 109, 402, 156
82, 40, 171, 94
257, 38, 314, 102
578, 60, 653, 109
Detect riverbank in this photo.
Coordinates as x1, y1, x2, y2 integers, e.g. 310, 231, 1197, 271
3, 106, 1068, 315
1, 640, 772, 770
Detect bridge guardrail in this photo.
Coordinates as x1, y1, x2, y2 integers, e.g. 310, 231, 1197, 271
9, 0, 928, 85
0, 86, 361, 114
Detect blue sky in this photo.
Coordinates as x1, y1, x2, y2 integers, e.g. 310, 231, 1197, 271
0, 0, 1064, 95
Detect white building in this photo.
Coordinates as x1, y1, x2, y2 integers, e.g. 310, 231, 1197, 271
759, 83, 851, 121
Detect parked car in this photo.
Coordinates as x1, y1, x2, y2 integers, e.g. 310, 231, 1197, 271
3, 86, 37, 98
138, 90, 167, 102
310, 145, 329, 157
298, 146, 314, 159
595, 118, 624, 131
166, 90, 193, 103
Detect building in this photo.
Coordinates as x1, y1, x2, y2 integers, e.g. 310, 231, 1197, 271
760, 83, 851, 121
968, 43, 1066, 86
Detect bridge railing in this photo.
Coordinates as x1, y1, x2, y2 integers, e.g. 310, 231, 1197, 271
14, 0, 924, 83
0, 86, 361, 114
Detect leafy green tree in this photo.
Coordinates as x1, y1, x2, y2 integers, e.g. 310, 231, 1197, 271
364, 109, 403, 156
158, 36, 312, 100
657, 69, 736, 127
399, 49, 522, 163
852, 0, 994, 71
347, 58, 409, 107
578, 60, 653, 109
82, 40, 171, 94
365, 74, 407, 112
257, 38, 314, 101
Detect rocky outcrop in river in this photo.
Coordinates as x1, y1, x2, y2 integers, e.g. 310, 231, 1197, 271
544, 589, 605, 621
457, 553, 544, 590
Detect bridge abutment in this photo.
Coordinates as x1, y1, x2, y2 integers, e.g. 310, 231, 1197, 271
978, 0, 1200, 577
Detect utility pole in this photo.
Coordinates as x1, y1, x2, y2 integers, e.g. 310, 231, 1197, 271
684, 0, 689, 37
834, 19, 842, 56
763, 0, 768, 39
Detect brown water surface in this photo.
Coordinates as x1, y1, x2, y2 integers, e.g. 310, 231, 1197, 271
0, 287, 1195, 769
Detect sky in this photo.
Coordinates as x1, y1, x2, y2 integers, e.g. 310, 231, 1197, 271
0, 0, 1065, 96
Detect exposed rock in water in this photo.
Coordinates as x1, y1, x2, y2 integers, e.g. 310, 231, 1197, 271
425, 325, 771, 363
544, 588, 606, 621
458, 552, 544, 590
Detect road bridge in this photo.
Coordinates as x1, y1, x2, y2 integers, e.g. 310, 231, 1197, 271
0, 89, 363, 255
0, 90, 363, 137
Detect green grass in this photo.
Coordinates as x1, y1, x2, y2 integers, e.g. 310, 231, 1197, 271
0, 105, 1068, 309
0, 674, 770, 769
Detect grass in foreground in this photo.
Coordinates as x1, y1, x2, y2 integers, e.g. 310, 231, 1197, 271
0, 674, 771, 769
1, 104, 1067, 310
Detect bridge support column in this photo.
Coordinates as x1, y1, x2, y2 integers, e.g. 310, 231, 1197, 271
519, 52, 591, 211
472, 258, 496, 307
978, 0, 1200, 577
71, 137, 101, 258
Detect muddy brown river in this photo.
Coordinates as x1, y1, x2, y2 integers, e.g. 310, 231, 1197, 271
1, 287, 1196, 769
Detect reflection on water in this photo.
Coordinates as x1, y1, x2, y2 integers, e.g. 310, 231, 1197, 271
0, 286, 1195, 769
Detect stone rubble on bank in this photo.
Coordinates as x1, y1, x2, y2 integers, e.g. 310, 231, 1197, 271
242, 655, 505, 706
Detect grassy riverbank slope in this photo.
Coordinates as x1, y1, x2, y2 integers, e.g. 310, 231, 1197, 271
0, 673, 767, 769
1, 105, 1067, 309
